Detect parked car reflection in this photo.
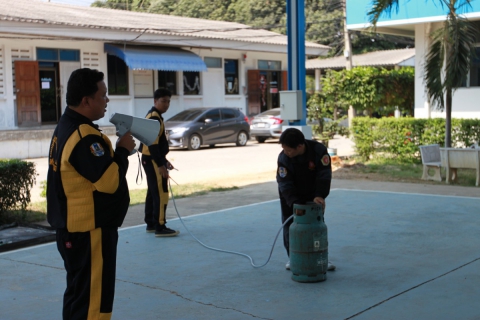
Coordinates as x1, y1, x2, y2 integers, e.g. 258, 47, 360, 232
165, 107, 250, 150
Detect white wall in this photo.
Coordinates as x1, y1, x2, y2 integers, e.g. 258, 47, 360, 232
0, 37, 289, 158
431, 87, 480, 119
0, 38, 105, 129
414, 23, 480, 119
414, 23, 430, 119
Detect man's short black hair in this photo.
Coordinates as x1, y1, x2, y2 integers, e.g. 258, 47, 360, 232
154, 88, 172, 100
279, 128, 306, 148
66, 68, 104, 107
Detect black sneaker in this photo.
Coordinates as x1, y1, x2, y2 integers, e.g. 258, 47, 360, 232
146, 225, 155, 233
155, 227, 180, 237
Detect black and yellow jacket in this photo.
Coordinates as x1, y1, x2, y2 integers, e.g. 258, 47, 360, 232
139, 106, 169, 166
46, 107, 130, 232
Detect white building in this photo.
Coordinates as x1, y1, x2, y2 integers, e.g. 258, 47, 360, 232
347, 0, 480, 120
0, 0, 328, 159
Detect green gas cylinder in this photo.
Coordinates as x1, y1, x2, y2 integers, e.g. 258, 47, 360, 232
289, 202, 328, 283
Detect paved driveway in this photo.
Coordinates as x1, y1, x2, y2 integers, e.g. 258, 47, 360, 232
2, 188, 480, 319
28, 136, 355, 203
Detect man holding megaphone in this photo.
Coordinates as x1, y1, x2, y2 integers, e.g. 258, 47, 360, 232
46, 68, 135, 319
139, 88, 180, 237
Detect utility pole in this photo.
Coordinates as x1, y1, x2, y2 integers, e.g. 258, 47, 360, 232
343, 0, 355, 128
283, 0, 311, 137
343, 4, 353, 70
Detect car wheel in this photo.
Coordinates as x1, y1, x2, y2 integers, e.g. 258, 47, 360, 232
188, 134, 202, 150
236, 131, 248, 146
255, 137, 267, 143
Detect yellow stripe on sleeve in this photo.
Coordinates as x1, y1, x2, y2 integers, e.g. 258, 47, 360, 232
93, 163, 120, 194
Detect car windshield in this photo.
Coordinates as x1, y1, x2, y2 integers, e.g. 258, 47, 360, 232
167, 110, 204, 122
258, 109, 280, 117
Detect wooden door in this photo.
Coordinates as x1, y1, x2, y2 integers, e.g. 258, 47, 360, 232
247, 70, 260, 116
15, 61, 41, 125
282, 71, 288, 90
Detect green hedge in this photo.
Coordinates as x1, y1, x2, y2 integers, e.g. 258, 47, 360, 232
351, 118, 480, 161
0, 159, 37, 216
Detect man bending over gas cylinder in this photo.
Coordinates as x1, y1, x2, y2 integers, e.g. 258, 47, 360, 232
276, 127, 336, 271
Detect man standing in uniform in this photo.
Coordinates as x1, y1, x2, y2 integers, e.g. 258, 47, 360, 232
47, 68, 135, 319
139, 88, 179, 237
276, 128, 336, 271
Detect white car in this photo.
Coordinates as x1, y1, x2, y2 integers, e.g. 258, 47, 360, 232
249, 108, 283, 143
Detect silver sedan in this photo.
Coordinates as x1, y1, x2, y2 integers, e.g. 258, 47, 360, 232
249, 108, 283, 143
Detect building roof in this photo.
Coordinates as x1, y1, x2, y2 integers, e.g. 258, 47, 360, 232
347, 0, 480, 37
306, 48, 415, 70
0, 0, 328, 54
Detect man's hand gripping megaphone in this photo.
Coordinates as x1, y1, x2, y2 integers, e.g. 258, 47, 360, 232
116, 130, 136, 155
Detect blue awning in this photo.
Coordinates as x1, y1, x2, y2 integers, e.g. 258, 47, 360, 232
104, 44, 207, 72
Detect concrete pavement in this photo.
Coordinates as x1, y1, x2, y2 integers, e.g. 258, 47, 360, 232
4, 136, 480, 319
2, 179, 480, 319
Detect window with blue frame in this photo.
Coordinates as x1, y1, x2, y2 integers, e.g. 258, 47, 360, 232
204, 57, 222, 68
60, 49, 80, 61
158, 71, 177, 95
107, 54, 129, 95
459, 21, 480, 87
258, 60, 281, 70
224, 59, 239, 95
37, 48, 80, 61
183, 71, 200, 95
469, 47, 480, 87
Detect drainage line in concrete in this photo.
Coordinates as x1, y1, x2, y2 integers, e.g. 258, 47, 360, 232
345, 256, 480, 319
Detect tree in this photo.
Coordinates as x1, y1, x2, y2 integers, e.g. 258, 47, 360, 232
93, 0, 413, 57
325, 67, 414, 116
368, 0, 478, 147
147, 0, 177, 15
92, 0, 151, 11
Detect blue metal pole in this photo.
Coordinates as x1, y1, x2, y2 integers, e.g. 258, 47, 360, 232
286, 0, 306, 126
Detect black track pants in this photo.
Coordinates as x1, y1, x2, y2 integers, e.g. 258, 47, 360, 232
280, 196, 294, 257
142, 157, 169, 230
56, 227, 118, 320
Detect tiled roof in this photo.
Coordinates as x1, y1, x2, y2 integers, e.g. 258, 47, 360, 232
306, 48, 415, 69
0, 0, 328, 51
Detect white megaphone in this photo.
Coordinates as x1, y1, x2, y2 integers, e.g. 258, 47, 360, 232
109, 113, 160, 155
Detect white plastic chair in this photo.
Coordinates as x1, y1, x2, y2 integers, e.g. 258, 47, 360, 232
419, 144, 442, 181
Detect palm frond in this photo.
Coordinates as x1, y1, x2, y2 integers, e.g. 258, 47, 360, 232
425, 33, 446, 110
451, 0, 474, 13
444, 13, 478, 89
367, 0, 400, 26
423, 0, 479, 111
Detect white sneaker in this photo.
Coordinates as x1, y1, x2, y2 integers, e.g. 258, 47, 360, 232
285, 260, 290, 270
327, 261, 336, 271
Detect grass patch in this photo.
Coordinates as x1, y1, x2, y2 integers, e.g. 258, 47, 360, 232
130, 183, 239, 206
1, 183, 239, 224
0, 207, 47, 225
357, 158, 424, 181
342, 157, 478, 186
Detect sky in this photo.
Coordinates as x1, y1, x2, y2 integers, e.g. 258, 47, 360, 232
43, 0, 96, 6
